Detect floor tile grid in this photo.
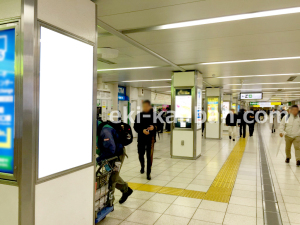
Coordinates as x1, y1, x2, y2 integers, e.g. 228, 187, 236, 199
261, 123, 298, 225
222, 130, 259, 225
101, 131, 260, 224
123, 135, 237, 193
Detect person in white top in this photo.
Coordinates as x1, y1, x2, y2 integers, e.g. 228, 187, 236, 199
279, 105, 300, 166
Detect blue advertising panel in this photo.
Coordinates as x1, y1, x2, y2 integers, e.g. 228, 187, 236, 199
0, 28, 15, 175
118, 86, 129, 101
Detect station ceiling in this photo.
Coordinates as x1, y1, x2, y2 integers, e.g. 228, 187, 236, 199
94, 0, 300, 102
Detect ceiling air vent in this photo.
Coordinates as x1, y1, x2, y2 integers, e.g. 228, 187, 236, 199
277, 89, 282, 91
98, 58, 116, 64
287, 76, 297, 81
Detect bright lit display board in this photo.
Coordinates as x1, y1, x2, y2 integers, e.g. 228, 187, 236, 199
175, 89, 192, 128
240, 93, 263, 100
0, 28, 15, 175
38, 27, 93, 179
207, 97, 219, 123
197, 88, 202, 129
222, 102, 230, 119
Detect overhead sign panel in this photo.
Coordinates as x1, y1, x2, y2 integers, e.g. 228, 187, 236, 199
0, 28, 15, 175
240, 93, 263, 100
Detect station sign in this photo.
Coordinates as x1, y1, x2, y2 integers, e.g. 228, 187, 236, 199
240, 93, 263, 100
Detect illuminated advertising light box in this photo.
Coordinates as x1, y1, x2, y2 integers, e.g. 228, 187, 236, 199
38, 27, 93, 179
175, 89, 192, 128
240, 93, 263, 100
0, 28, 15, 176
207, 97, 219, 123
197, 88, 202, 129
222, 102, 230, 119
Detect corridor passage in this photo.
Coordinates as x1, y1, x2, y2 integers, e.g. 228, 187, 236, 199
100, 124, 300, 225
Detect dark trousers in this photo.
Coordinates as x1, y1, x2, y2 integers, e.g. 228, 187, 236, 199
138, 137, 155, 175
239, 124, 246, 138
248, 123, 255, 136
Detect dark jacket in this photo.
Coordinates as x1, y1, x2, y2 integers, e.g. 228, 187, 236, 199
246, 111, 255, 124
226, 113, 238, 126
238, 109, 246, 125
134, 109, 157, 143
96, 121, 123, 162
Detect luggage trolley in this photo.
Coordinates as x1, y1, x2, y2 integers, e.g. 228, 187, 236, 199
95, 156, 118, 224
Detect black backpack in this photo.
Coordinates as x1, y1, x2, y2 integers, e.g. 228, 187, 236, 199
97, 120, 133, 146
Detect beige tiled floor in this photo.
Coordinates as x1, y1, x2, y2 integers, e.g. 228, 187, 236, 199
98, 123, 300, 225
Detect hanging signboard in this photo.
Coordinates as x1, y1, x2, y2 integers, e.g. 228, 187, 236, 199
240, 93, 263, 100
0, 28, 15, 175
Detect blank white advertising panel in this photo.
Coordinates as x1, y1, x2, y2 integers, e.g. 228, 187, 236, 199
39, 27, 93, 178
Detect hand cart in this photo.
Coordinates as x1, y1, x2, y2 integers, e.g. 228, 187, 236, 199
95, 156, 118, 224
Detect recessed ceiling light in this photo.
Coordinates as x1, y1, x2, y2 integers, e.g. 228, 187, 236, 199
216, 73, 300, 78
97, 66, 158, 72
227, 82, 300, 85
121, 79, 171, 83
202, 56, 300, 65
160, 7, 300, 30
148, 86, 171, 89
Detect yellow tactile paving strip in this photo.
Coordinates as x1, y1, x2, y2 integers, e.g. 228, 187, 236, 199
128, 135, 248, 203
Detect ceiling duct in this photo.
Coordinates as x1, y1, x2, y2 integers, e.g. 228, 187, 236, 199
97, 57, 116, 64
287, 76, 297, 81
97, 48, 119, 59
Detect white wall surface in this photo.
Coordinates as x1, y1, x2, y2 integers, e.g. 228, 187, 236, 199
0, 0, 21, 21
172, 131, 194, 157
35, 166, 94, 225
38, 0, 96, 42
0, 184, 18, 225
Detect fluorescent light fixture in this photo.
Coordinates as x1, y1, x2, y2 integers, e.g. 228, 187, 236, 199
216, 73, 300, 79
160, 7, 300, 30
202, 56, 300, 65
148, 86, 171, 89
98, 66, 158, 72
232, 88, 300, 90
227, 82, 300, 86
121, 79, 171, 83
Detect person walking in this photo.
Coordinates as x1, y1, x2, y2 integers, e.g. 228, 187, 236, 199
246, 109, 255, 137
96, 120, 133, 204
226, 108, 238, 141
134, 100, 158, 180
238, 108, 247, 138
165, 106, 171, 132
279, 105, 300, 166
270, 109, 279, 133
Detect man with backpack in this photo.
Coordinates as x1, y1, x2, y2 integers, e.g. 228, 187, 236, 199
134, 100, 158, 180
97, 120, 133, 204
279, 105, 300, 166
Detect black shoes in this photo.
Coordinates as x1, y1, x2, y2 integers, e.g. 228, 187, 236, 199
229, 136, 232, 140
147, 174, 151, 180
285, 158, 290, 163
233, 139, 235, 141
297, 160, 300, 166
119, 187, 133, 204
140, 168, 144, 174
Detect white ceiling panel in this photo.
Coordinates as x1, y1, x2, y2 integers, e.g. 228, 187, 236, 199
98, 0, 300, 30
96, 0, 203, 17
